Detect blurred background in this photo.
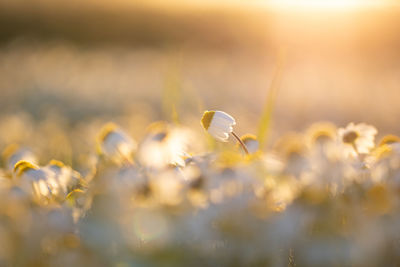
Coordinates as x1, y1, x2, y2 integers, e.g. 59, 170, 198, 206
1, 0, 400, 145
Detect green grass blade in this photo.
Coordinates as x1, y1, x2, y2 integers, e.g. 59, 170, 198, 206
257, 49, 286, 149
162, 53, 182, 124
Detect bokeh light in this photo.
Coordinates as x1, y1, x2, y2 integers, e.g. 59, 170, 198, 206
0, 0, 400, 266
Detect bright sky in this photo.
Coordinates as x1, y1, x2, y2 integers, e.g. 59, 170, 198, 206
137, 0, 397, 11
264, 0, 392, 9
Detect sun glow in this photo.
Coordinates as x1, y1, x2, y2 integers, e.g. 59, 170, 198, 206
266, 0, 389, 9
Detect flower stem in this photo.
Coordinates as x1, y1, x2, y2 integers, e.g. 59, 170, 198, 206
231, 131, 249, 155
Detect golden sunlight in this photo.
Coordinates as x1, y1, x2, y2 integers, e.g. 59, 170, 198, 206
264, 0, 389, 9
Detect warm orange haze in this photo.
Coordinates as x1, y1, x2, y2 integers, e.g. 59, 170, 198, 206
0, 0, 400, 266
1, 0, 400, 136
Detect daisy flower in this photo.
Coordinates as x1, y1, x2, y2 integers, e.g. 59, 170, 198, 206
338, 122, 377, 158
304, 122, 337, 149
96, 122, 137, 165
378, 134, 400, 147
13, 160, 53, 202
43, 160, 81, 198
137, 122, 191, 168
2, 144, 37, 172
201, 110, 248, 154
240, 134, 259, 154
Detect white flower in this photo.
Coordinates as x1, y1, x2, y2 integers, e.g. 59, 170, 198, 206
13, 160, 52, 201
2, 144, 37, 172
338, 122, 377, 158
201, 110, 236, 142
137, 122, 192, 169
241, 134, 259, 154
43, 160, 81, 198
96, 123, 137, 165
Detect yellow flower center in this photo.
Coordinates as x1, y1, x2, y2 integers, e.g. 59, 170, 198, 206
343, 131, 359, 144
201, 111, 215, 130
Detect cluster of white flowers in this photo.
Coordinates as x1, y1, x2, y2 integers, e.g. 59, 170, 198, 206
0, 111, 399, 266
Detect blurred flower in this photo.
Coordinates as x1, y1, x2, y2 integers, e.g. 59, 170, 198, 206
96, 122, 137, 165
137, 122, 191, 168
275, 133, 306, 159
2, 111, 400, 266
274, 133, 309, 177
201, 110, 235, 142
261, 153, 285, 175
42, 160, 81, 199
304, 122, 337, 149
304, 122, 343, 169
0, 168, 10, 190
2, 144, 37, 172
378, 134, 400, 147
149, 169, 183, 206
338, 123, 377, 158
13, 160, 52, 202
240, 134, 259, 154
66, 188, 90, 222
366, 137, 400, 181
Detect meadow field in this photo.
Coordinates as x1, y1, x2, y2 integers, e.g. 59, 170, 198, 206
0, 1, 400, 266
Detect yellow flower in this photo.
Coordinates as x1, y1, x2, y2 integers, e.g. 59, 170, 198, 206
201, 110, 236, 142
338, 122, 377, 157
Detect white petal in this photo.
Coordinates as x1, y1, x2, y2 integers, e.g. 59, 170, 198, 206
209, 116, 233, 132
208, 126, 229, 142
209, 118, 232, 134
214, 111, 236, 125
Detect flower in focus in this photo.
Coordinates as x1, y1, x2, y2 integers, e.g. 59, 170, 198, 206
201, 110, 235, 142
338, 123, 377, 157
96, 122, 137, 165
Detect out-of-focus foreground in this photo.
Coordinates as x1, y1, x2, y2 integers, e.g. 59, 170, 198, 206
1, 1, 400, 266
